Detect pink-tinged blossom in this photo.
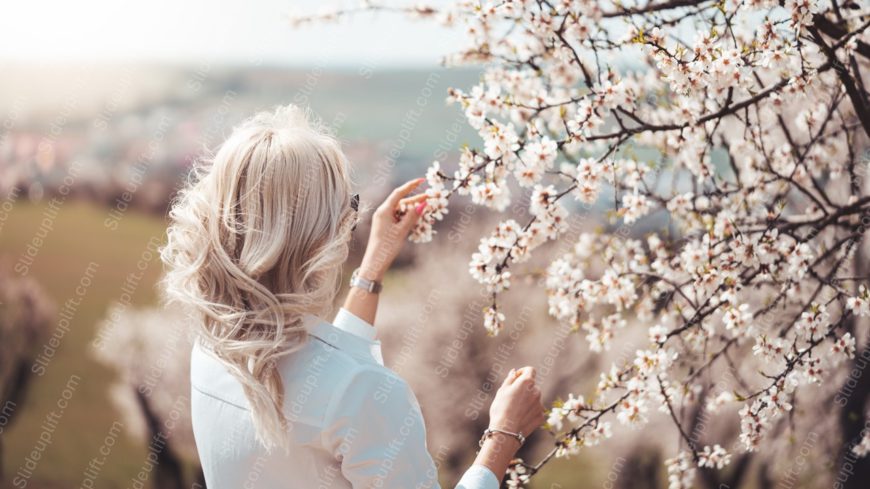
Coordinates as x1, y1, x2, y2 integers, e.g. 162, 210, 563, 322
698, 444, 732, 469
665, 451, 696, 489
482, 121, 519, 160
830, 332, 856, 363
846, 285, 870, 317
483, 306, 505, 336
621, 190, 651, 224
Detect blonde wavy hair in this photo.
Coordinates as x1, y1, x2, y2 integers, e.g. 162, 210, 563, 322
160, 105, 355, 451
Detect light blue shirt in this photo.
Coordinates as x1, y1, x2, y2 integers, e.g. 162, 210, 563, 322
190, 309, 499, 489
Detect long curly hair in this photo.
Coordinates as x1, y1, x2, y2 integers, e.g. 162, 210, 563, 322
160, 105, 355, 451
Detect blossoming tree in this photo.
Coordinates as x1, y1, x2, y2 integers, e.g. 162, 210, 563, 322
294, 1, 870, 487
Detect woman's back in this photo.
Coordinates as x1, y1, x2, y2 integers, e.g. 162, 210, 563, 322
191, 323, 345, 487
190, 312, 450, 489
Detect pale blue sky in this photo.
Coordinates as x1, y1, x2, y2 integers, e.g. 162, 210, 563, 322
0, 0, 465, 67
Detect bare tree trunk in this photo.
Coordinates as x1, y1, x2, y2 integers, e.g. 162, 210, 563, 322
834, 235, 870, 488
617, 446, 661, 489
0, 358, 41, 479
698, 454, 752, 489
135, 389, 185, 489
756, 461, 774, 489
836, 331, 870, 489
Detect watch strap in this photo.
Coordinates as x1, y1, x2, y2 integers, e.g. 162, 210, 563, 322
350, 268, 382, 294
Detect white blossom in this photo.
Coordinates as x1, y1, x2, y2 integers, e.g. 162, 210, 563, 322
665, 451, 696, 489
698, 444, 731, 469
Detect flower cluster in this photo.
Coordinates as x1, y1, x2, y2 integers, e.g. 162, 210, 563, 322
698, 444, 732, 469
298, 0, 870, 486
408, 161, 451, 243
665, 451, 696, 489
504, 460, 531, 489
846, 285, 870, 317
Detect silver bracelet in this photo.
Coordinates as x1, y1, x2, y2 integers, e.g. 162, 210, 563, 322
478, 427, 525, 448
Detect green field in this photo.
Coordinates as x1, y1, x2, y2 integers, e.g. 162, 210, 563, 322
0, 200, 168, 487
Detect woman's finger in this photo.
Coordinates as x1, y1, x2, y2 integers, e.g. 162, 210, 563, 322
398, 193, 428, 209
385, 178, 425, 208
517, 366, 537, 381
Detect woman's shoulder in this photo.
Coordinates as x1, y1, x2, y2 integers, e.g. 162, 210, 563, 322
286, 332, 420, 414
280, 331, 404, 393
278, 326, 411, 415
189, 324, 411, 426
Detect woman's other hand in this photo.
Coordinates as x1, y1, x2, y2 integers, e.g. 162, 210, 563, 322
358, 178, 427, 281
489, 366, 546, 445
472, 366, 546, 480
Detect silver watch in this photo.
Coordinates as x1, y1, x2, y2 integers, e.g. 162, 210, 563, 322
350, 268, 382, 294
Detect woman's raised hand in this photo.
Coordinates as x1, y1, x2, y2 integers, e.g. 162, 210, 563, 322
358, 178, 427, 281
489, 367, 547, 443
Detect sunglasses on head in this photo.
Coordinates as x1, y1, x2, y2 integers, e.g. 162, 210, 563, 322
350, 193, 359, 231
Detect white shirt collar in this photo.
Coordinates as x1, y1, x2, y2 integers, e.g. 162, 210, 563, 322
304, 310, 383, 365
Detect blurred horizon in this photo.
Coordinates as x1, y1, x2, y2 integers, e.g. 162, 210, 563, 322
0, 0, 465, 67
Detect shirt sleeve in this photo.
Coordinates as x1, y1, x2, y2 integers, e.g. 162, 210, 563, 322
321, 366, 499, 489
333, 307, 378, 340
332, 308, 384, 366
456, 465, 500, 489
